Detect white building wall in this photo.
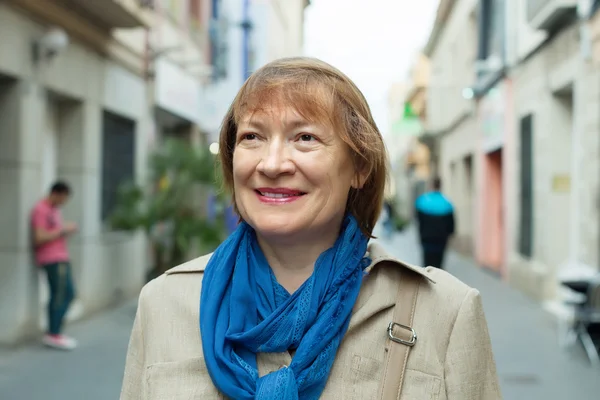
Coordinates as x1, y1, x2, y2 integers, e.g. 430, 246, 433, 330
509, 21, 580, 301
439, 117, 478, 254
250, 0, 305, 65
0, 3, 149, 344
507, 3, 600, 303
427, 0, 477, 134
426, 0, 479, 256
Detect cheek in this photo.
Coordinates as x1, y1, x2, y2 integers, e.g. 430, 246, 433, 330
232, 150, 253, 181
315, 158, 355, 199
329, 152, 356, 183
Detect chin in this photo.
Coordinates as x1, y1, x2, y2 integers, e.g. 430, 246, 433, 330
249, 217, 301, 238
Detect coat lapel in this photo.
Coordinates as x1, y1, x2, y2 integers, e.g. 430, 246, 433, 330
348, 242, 434, 332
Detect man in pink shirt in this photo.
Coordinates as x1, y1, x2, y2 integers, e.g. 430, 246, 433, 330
31, 181, 78, 350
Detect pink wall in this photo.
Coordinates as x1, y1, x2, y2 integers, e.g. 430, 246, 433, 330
475, 78, 515, 279
480, 151, 504, 271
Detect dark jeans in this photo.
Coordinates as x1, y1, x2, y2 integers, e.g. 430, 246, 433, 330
42, 262, 75, 335
422, 244, 447, 269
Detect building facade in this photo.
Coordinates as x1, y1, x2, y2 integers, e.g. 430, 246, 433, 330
423, 0, 600, 306
385, 54, 434, 220
251, 0, 309, 65
506, 0, 600, 303
145, 0, 214, 146
0, 0, 152, 344
385, 83, 411, 217
424, 0, 480, 258
203, 0, 311, 145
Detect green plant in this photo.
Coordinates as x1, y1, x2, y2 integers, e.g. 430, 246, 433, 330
392, 213, 409, 232
109, 138, 227, 280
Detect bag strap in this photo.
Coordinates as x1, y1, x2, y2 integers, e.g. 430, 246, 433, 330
379, 270, 421, 400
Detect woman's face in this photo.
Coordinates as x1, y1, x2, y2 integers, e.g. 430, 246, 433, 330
233, 103, 363, 244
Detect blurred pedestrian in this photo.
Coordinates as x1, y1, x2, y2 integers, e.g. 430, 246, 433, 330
415, 177, 455, 269
31, 181, 78, 350
121, 57, 500, 399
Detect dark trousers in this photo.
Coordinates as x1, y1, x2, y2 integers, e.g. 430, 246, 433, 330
422, 245, 447, 269
42, 262, 75, 335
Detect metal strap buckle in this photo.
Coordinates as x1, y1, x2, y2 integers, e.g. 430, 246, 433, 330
387, 321, 417, 347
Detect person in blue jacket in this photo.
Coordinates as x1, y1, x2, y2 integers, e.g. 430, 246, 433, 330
415, 177, 455, 269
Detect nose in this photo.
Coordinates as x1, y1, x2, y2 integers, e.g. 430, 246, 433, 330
256, 139, 295, 178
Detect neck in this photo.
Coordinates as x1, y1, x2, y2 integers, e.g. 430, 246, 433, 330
45, 196, 57, 207
257, 231, 339, 294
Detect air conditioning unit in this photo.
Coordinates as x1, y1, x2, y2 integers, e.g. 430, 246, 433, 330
527, 0, 577, 31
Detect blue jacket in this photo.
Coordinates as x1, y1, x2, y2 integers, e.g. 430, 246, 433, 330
415, 191, 455, 246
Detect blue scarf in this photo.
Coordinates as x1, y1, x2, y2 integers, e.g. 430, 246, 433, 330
200, 215, 369, 399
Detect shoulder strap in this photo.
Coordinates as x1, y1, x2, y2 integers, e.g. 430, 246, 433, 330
378, 270, 421, 400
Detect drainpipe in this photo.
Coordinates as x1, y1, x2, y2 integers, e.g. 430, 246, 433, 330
241, 0, 251, 80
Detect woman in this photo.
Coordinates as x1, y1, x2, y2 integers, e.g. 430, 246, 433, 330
121, 57, 501, 399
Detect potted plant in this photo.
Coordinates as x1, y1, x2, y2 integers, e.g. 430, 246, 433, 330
109, 138, 228, 280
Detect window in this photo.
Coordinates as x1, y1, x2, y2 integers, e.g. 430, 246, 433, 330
594, 0, 600, 15
210, 0, 228, 81
101, 111, 136, 222
477, 0, 505, 64
464, 155, 473, 193
519, 114, 534, 258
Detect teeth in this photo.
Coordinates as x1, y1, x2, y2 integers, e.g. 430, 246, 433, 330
260, 192, 297, 198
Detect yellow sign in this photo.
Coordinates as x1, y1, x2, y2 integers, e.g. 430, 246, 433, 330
552, 175, 570, 192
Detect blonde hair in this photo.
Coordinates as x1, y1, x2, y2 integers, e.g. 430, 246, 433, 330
218, 57, 389, 237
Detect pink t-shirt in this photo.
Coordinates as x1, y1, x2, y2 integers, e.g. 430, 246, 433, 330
31, 199, 70, 266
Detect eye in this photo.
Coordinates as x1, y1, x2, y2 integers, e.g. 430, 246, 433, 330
298, 134, 316, 142
241, 133, 257, 141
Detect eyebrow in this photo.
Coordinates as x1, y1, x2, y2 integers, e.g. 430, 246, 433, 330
240, 118, 314, 131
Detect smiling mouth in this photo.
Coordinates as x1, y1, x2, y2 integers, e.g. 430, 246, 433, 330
255, 190, 306, 198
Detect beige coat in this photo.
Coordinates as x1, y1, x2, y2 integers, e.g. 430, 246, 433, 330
120, 243, 502, 399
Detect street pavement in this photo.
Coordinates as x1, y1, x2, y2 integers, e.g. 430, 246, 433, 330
0, 300, 136, 400
0, 224, 599, 399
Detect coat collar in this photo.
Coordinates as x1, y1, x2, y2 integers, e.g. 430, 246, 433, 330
347, 242, 435, 331
166, 242, 434, 334
165, 241, 435, 283
365, 242, 435, 283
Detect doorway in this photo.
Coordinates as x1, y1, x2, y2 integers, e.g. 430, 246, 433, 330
480, 148, 504, 273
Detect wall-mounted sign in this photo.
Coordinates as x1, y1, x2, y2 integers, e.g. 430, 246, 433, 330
479, 81, 508, 153
552, 174, 571, 192
391, 102, 422, 136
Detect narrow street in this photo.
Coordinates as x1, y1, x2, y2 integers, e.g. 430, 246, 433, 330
0, 225, 599, 399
